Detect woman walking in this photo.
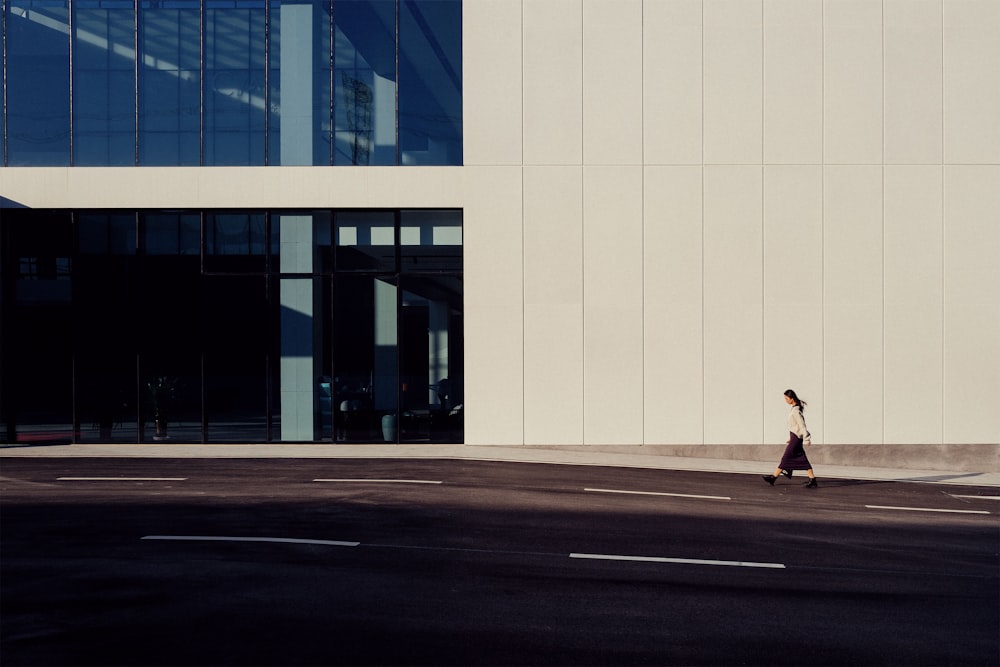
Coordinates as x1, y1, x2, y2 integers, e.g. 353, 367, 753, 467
763, 389, 817, 488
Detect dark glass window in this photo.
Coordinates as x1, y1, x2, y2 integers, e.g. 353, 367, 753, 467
203, 275, 268, 443
3, 0, 461, 166
269, 0, 334, 166
137, 0, 201, 165
398, 272, 462, 443
205, 212, 267, 272
2, 212, 74, 443
206, 213, 266, 256
334, 211, 396, 271
5, 0, 71, 165
400, 209, 462, 271
78, 213, 137, 254
73, 1, 137, 165
333, 0, 396, 165
1, 207, 460, 445
74, 213, 139, 443
137, 251, 202, 443
398, 0, 462, 166
204, 0, 267, 165
330, 274, 395, 441
142, 213, 200, 255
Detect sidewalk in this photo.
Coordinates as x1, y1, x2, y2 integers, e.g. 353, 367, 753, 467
2, 443, 998, 487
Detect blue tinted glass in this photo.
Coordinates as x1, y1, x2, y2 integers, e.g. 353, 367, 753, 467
5, 0, 71, 165
204, 212, 267, 272
399, 0, 461, 166
204, 3, 266, 165
269, 0, 333, 166
73, 5, 137, 165
399, 209, 461, 270
78, 213, 137, 254
334, 211, 396, 271
2, 0, 462, 168
143, 213, 200, 255
137, 0, 201, 165
206, 213, 267, 255
333, 0, 396, 165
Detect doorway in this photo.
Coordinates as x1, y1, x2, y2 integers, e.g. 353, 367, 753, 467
326, 210, 462, 444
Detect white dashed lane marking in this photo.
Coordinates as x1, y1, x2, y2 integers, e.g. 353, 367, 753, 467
313, 479, 443, 484
140, 535, 783, 570
585, 487, 731, 501
865, 505, 990, 515
570, 552, 785, 569
142, 535, 360, 547
58, 477, 188, 481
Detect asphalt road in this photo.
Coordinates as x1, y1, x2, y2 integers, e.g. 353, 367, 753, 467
1, 458, 997, 666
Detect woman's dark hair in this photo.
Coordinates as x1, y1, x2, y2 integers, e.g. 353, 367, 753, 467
784, 389, 807, 411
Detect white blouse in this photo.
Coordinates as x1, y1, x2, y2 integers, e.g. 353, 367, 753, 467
788, 405, 811, 444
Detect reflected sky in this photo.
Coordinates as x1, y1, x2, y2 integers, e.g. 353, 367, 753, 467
2, 0, 462, 166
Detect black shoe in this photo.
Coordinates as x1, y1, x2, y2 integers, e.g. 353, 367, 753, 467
804, 478, 818, 488
762, 475, 776, 486
781, 470, 793, 478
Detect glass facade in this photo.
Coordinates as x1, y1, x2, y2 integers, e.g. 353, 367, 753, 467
1, 0, 462, 166
0, 209, 463, 444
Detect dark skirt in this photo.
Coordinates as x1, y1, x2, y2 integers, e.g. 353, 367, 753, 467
779, 432, 812, 471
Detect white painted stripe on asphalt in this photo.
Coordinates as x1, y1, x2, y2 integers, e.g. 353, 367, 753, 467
58, 477, 187, 481
570, 552, 785, 569
949, 495, 1000, 501
585, 487, 730, 501
313, 479, 442, 484
142, 537, 784, 570
142, 535, 360, 547
865, 505, 990, 515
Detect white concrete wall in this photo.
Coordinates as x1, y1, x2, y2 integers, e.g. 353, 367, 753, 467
462, 0, 1000, 446
2, 0, 998, 446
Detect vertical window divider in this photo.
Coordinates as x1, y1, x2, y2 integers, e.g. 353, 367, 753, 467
136, 212, 144, 442
199, 211, 205, 274
68, 0, 74, 166
328, 0, 334, 166
133, 0, 139, 165
200, 348, 207, 442
136, 348, 144, 442
70, 211, 79, 440
133, 211, 140, 440
200, 211, 207, 443
394, 0, 399, 166
264, 211, 273, 441
394, 209, 402, 442
199, 0, 205, 165
2, 0, 7, 166
264, 0, 270, 165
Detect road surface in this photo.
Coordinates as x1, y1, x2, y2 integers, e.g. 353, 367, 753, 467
2, 458, 997, 665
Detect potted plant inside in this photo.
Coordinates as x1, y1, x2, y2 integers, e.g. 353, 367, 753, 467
147, 376, 178, 440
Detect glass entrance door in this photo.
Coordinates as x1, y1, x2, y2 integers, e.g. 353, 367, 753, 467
329, 210, 462, 444
398, 276, 463, 443
330, 274, 398, 443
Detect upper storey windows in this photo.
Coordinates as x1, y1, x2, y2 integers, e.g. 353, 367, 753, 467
1, 0, 462, 166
